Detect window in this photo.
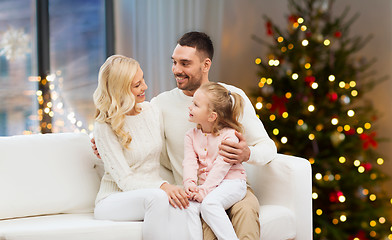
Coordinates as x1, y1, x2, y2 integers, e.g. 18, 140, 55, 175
0, 0, 106, 136
0, 0, 38, 135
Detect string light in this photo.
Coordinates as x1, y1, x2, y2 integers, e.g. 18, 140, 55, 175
328, 75, 335, 81
302, 39, 309, 46
309, 133, 315, 140
316, 209, 323, 215
255, 58, 261, 64
255, 102, 263, 109
324, 39, 331, 46
369, 194, 377, 201
370, 220, 377, 227
273, 128, 279, 135
308, 105, 315, 112
292, 73, 299, 80
312, 192, 318, 199
339, 156, 346, 163
281, 136, 288, 144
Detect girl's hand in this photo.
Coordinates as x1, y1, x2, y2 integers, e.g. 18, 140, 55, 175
185, 185, 199, 196
160, 183, 189, 209
192, 192, 203, 203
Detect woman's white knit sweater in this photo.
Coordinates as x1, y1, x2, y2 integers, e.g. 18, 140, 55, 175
94, 102, 166, 204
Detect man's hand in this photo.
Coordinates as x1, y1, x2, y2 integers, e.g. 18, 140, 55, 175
90, 137, 101, 159
160, 183, 189, 209
219, 131, 250, 164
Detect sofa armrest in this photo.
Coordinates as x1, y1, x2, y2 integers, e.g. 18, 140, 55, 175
244, 154, 313, 240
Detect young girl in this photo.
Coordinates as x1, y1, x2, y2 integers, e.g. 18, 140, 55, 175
183, 82, 247, 240
93, 55, 186, 240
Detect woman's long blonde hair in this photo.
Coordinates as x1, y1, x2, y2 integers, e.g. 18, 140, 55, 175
93, 55, 139, 149
199, 82, 244, 135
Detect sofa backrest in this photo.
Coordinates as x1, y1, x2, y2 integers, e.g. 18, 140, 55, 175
0, 133, 101, 220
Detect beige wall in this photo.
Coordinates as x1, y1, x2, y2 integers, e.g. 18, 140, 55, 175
218, 0, 392, 192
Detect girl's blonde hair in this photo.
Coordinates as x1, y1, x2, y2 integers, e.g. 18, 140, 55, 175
93, 55, 140, 149
199, 82, 244, 135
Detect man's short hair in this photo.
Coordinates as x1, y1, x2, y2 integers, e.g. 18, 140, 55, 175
177, 31, 214, 60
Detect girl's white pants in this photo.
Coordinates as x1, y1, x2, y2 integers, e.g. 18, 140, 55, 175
94, 188, 189, 240
186, 179, 247, 240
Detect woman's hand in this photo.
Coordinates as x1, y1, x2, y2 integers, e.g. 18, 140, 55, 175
90, 137, 101, 159
219, 131, 250, 164
160, 182, 189, 209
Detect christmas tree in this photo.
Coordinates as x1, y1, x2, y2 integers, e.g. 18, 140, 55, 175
252, 0, 391, 239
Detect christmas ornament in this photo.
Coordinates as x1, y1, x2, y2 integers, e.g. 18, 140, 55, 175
266, 21, 273, 36
329, 190, 343, 203
270, 95, 288, 115
344, 127, 355, 135
360, 132, 378, 149
360, 163, 372, 172
348, 230, 368, 240
327, 92, 338, 102
305, 76, 316, 86
330, 131, 345, 146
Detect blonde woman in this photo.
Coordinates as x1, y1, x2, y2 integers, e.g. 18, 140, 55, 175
93, 55, 188, 240
183, 82, 247, 240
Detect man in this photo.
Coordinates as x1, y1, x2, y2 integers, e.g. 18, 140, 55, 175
93, 31, 277, 239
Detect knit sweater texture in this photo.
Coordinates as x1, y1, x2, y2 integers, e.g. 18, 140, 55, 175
183, 127, 247, 198
94, 102, 166, 204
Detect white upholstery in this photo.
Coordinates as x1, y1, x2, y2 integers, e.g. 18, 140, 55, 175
245, 154, 313, 240
0, 214, 142, 240
0, 133, 312, 239
0, 133, 101, 220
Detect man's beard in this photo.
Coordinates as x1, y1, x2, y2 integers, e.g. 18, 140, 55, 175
175, 74, 202, 92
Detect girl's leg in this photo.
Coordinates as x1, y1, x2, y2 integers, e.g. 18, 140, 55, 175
183, 201, 203, 240
94, 188, 169, 240
200, 179, 247, 240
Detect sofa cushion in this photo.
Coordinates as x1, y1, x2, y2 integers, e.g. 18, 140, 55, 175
260, 205, 296, 240
0, 213, 142, 240
0, 133, 101, 220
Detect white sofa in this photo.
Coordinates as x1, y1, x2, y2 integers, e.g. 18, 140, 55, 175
0, 133, 312, 240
